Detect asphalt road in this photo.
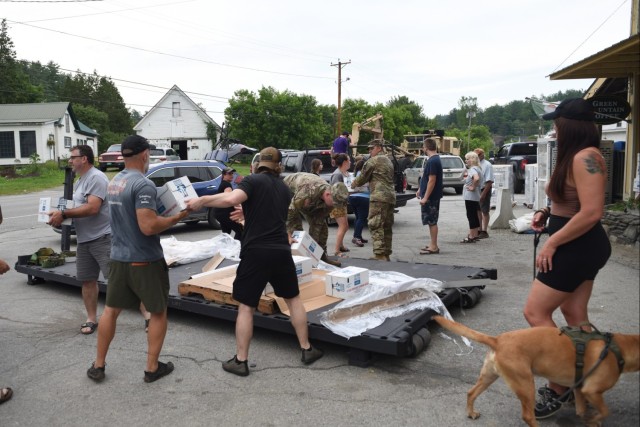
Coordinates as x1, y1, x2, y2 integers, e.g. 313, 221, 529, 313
0, 187, 638, 426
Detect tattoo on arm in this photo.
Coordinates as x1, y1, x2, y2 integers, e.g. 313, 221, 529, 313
583, 153, 604, 175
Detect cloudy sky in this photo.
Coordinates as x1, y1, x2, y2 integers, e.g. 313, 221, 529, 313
2, 0, 633, 125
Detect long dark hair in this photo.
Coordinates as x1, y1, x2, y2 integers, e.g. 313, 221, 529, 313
548, 117, 600, 201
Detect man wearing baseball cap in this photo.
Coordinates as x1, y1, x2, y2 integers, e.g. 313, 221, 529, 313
331, 131, 352, 155
283, 172, 348, 267
351, 140, 396, 261
186, 147, 324, 376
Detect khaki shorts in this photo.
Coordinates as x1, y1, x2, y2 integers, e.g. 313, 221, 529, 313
106, 259, 169, 313
329, 205, 347, 219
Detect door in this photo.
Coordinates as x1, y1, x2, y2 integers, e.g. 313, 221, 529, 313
172, 140, 188, 160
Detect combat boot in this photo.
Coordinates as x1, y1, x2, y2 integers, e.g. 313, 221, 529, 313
321, 253, 341, 267
369, 254, 389, 262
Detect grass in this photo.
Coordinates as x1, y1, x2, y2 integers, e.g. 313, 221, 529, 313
0, 162, 252, 195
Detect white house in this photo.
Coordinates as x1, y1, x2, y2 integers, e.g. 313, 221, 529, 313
133, 85, 220, 160
602, 120, 628, 144
0, 102, 99, 167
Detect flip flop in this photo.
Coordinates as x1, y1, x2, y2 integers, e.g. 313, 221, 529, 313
420, 248, 440, 255
80, 321, 98, 335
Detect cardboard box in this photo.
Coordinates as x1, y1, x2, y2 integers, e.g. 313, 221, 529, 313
325, 266, 370, 299
273, 271, 341, 316
38, 197, 72, 224
156, 176, 198, 217
264, 255, 313, 295
290, 231, 324, 266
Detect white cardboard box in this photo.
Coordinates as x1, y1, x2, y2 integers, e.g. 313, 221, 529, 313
290, 230, 324, 266
38, 197, 72, 224
264, 255, 313, 295
156, 176, 199, 217
325, 266, 370, 299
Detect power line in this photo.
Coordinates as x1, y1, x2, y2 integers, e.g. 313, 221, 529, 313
7, 20, 334, 80
0, 0, 103, 3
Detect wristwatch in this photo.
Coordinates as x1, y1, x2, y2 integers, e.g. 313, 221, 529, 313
61, 211, 68, 220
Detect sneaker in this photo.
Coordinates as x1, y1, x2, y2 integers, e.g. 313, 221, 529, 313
351, 238, 364, 247
477, 231, 489, 239
360, 238, 368, 243
535, 385, 574, 419
144, 361, 174, 383
301, 346, 324, 365
222, 355, 249, 377
87, 362, 106, 382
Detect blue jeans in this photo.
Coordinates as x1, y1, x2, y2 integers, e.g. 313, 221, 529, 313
349, 195, 370, 239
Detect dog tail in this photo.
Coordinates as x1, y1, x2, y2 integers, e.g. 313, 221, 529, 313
432, 315, 498, 350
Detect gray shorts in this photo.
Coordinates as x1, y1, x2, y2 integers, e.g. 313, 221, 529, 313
76, 234, 111, 282
479, 189, 491, 214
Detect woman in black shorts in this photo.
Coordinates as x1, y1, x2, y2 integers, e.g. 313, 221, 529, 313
522, 98, 611, 419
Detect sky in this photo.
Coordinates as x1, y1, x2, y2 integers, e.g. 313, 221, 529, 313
1, 0, 634, 126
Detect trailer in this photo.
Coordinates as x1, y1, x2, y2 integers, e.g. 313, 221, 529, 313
15, 255, 495, 367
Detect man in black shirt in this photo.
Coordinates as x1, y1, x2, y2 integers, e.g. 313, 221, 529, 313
186, 147, 323, 376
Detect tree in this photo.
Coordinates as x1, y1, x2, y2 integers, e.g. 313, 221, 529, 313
0, 19, 42, 104
224, 86, 328, 150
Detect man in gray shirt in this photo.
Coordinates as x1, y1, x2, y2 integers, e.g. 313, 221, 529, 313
49, 145, 111, 335
87, 135, 188, 383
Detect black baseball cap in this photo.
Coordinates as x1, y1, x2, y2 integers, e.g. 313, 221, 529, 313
341, 131, 350, 136
121, 135, 154, 157
542, 98, 594, 121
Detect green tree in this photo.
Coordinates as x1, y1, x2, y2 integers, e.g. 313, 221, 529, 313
224, 86, 328, 150
0, 19, 43, 103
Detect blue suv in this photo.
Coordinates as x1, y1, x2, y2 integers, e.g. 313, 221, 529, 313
145, 160, 241, 228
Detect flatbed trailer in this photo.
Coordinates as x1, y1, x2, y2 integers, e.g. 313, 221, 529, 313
15, 255, 495, 366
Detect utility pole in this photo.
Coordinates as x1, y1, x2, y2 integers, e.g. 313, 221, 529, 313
331, 60, 351, 137
466, 111, 476, 154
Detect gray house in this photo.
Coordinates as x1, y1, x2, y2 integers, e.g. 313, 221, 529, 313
0, 102, 99, 166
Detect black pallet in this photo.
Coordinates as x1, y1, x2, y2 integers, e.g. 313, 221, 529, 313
15, 255, 495, 366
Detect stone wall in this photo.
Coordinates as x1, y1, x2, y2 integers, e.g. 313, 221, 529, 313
602, 209, 640, 246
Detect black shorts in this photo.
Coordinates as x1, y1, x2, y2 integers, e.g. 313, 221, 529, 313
232, 248, 299, 307
536, 216, 611, 292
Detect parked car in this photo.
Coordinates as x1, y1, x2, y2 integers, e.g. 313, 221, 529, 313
145, 160, 242, 229
490, 141, 537, 193
98, 144, 125, 171
404, 154, 465, 194
54, 160, 241, 234
149, 147, 180, 164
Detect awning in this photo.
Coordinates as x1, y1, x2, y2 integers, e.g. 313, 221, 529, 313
549, 34, 639, 80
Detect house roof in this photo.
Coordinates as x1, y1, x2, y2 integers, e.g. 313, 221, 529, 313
0, 102, 98, 137
549, 34, 640, 80
0, 102, 70, 124
133, 84, 220, 131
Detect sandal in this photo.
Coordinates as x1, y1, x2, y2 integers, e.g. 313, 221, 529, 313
339, 245, 350, 252
420, 248, 440, 255
334, 252, 348, 258
0, 387, 13, 404
80, 321, 98, 335
460, 237, 478, 243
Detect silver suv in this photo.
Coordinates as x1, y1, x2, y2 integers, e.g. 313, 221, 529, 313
404, 154, 465, 194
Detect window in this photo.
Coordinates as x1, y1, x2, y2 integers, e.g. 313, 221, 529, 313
178, 166, 210, 183
64, 136, 72, 148
0, 131, 15, 158
146, 167, 176, 187
283, 154, 299, 172
172, 102, 181, 117
412, 158, 424, 169
65, 114, 70, 133
19, 131, 37, 157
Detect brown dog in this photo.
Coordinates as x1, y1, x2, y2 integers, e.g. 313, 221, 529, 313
432, 315, 639, 427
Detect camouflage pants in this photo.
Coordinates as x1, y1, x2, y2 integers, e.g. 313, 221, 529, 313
368, 201, 394, 256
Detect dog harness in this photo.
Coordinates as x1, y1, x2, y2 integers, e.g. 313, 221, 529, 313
560, 324, 625, 388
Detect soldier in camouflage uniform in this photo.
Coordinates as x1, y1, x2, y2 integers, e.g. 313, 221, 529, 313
283, 172, 348, 267
351, 140, 396, 261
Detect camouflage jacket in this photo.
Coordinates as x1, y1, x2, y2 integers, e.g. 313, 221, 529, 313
283, 173, 332, 230
352, 154, 396, 204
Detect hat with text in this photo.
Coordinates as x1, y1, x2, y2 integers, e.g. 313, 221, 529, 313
542, 98, 594, 122
330, 182, 349, 207
257, 147, 281, 171
121, 135, 152, 157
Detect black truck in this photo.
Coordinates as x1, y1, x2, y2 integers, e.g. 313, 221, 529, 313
279, 147, 415, 209
490, 141, 537, 193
